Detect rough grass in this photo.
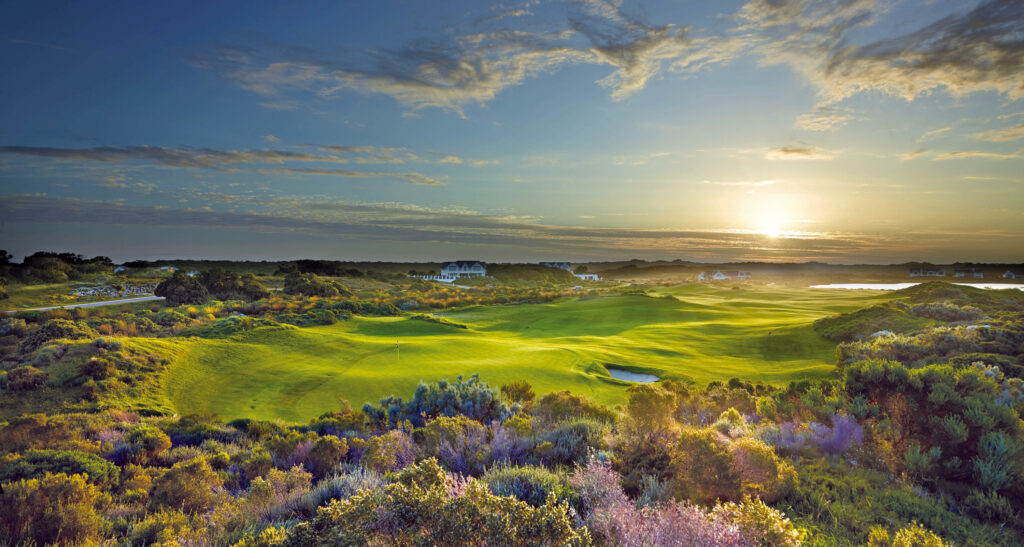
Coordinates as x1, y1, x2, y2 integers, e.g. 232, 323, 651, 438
156, 286, 888, 422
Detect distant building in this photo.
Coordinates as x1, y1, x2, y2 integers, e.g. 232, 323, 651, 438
114, 266, 126, 273
1004, 271, 1022, 279
539, 262, 573, 271
440, 261, 487, 278
409, 274, 456, 283
698, 270, 751, 281
954, 268, 984, 279
575, 273, 600, 281
909, 268, 945, 277
158, 266, 178, 272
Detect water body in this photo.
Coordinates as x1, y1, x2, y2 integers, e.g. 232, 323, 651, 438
606, 366, 659, 383
810, 283, 1024, 291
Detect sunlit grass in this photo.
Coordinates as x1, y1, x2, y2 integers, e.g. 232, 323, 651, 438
156, 285, 889, 422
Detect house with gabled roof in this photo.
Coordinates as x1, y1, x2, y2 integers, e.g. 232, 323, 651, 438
441, 261, 487, 278
698, 270, 751, 281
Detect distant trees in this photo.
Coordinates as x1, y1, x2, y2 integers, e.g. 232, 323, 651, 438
199, 270, 270, 301
1, 251, 114, 283
155, 272, 208, 305
282, 272, 351, 297
155, 269, 270, 305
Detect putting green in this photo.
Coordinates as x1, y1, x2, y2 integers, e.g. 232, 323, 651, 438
148, 285, 889, 422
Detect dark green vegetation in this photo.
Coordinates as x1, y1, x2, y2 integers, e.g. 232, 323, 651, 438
2, 266, 1023, 545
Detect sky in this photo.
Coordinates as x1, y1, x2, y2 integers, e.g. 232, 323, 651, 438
1, 0, 1022, 264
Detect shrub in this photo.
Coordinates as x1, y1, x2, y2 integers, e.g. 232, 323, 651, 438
128, 509, 192, 546
533, 390, 618, 427
283, 272, 351, 297
360, 429, 418, 474
155, 272, 209, 305
20, 319, 97, 352
298, 466, 385, 515
572, 460, 744, 546
501, 380, 536, 408
891, 522, 948, 546
283, 459, 590, 546
244, 466, 313, 520
305, 435, 349, 478
81, 378, 100, 401
483, 465, 573, 507
713, 407, 747, 437
0, 473, 111, 546
150, 457, 223, 514
420, 415, 491, 475
668, 427, 741, 504
806, 414, 864, 456
363, 374, 515, 429
729, 437, 797, 503
4, 365, 49, 391
538, 418, 608, 467
80, 357, 116, 380
713, 497, 802, 546
121, 425, 172, 464
0, 449, 119, 485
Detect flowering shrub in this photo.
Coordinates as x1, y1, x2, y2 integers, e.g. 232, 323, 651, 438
359, 429, 418, 473
284, 458, 590, 546
713, 497, 802, 546
807, 413, 864, 456
572, 459, 748, 546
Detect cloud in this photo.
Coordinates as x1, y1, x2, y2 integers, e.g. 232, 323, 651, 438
262, 134, 281, 143
246, 167, 445, 185
613, 151, 671, 166
934, 148, 1023, 160
898, 149, 928, 160
195, 0, 729, 114
5, 193, 1021, 261
0, 145, 345, 168
764, 146, 834, 160
0, 194, 870, 259
568, 0, 696, 100
0, 145, 446, 185
190, 0, 1022, 123
971, 123, 1024, 142
794, 106, 853, 131
733, 0, 1024, 131
816, 1, 1024, 103
702, 179, 777, 187
919, 126, 952, 141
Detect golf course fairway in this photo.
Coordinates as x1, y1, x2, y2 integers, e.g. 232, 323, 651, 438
149, 285, 890, 422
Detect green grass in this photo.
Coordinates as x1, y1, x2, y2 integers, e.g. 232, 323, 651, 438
156, 285, 890, 422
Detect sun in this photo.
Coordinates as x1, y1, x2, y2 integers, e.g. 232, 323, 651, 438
754, 212, 787, 238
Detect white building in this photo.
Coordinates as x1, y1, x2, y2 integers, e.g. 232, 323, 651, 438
1004, 271, 1021, 279
910, 268, 945, 277
575, 273, 600, 281
954, 268, 984, 279
440, 261, 487, 278
698, 270, 751, 281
